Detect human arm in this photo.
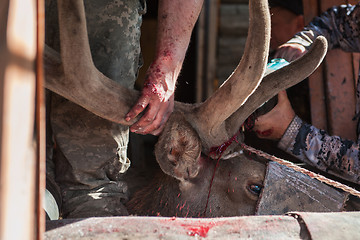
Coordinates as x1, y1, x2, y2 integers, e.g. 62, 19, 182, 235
125, 0, 204, 135
253, 90, 295, 140
274, 3, 360, 61
253, 91, 360, 184
277, 115, 360, 184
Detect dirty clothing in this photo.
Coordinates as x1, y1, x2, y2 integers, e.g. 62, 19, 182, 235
278, 3, 360, 184
45, 0, 146, 218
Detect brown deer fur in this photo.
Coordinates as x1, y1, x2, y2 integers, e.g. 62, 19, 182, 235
126, 151, 267, 217
44, 0, 327, 217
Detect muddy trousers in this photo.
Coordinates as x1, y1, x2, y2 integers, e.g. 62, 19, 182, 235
45, 0, 145, 218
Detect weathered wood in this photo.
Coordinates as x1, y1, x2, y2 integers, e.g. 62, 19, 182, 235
36, 0, 46, 239
0, 0, 38, 239
256, 162, 348, 215
219, 4, 249, 37
217, 3, 249, 84
352, 53, 360, 91
303, 0, 328, 131
308, 65, 328, 131
222, 0, 249, 4
302, 0, 319, 25
195, 8, 205, 103
348, 0, 359, 4
305, 0, 358, 140
320, 0, 345, 11
324, 50, 357, 141
293, 212, 360, 240
45, 215, 302, 239
44, 213, 360, 239
204, 0, 220, 98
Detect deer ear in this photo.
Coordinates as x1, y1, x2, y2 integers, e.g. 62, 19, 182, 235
155, 111, 202, 179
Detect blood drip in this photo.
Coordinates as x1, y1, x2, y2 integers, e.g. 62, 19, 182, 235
203, 130, 241, 216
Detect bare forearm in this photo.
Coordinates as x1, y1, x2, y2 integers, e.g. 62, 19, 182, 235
126, 0, 203, 135
154, 0, 203, 79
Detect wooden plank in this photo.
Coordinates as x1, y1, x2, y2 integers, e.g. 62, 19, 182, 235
313, 0, 358, 140
217, 3, 248, 82
302, 0, 320, 25
352, 53, 360, 88
347, 0, 359, 5
324, 50, 357, 140
45, 216, 302, 239
195, 0, 220, 101
320, 0, 347, 12
222, 0, 249, 4
36, 0, 46, 239
308, 65, 328, 131
295, 212, 360, 240
196, 9, 205, 103
0, 0, 37, 239
303, 0, 327, 131
204, 0, 220, 98
256, 162, 348, 215
45, 214, 360, 239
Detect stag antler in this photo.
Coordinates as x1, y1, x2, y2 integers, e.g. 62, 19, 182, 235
44, 0, 327, 179
226, 36, 327, 136
44, 0, 140, 126
175, 0, 327, 154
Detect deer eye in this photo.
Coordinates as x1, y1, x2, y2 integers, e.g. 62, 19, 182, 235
247, 184, 262, 196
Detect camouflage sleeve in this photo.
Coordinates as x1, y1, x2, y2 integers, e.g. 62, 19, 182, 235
288, 3, 360, 52
278, 116, 360, 184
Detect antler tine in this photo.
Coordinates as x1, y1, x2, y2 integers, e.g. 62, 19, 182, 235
44, 0, 140, 125
187, 0, 270, 150
44, 44, 140, 126
226, 36, 328, 133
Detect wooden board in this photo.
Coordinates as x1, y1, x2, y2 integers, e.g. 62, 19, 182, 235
324, 50, 357, 140
44, 213, 360, 239
0, 0, 38, 239
305, 0, 358, 140
256, 162, 348, 215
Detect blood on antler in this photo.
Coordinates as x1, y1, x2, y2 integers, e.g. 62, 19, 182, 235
44, 0, 327, 181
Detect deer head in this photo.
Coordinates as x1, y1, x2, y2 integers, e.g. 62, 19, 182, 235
44, 0, 327, 215
126, 151, 267, 217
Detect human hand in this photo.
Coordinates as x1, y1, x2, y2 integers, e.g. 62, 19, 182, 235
125, 62, 176, 136
253, 90, 295, 140
274, 42, 307, 62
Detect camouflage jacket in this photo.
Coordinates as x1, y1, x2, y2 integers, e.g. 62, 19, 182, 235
278, 3, 360, 184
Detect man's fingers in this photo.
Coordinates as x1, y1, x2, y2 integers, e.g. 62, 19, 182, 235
125, 95, 151, 121
135, 113, 163, 135
146, 97, 174, 135
130, 101, 160, 133
277, 90, 288, 103
148, 101, 173, 134
131, 98, 174, 135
